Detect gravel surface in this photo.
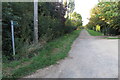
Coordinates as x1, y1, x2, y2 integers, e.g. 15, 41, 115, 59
25, 30, 118, 78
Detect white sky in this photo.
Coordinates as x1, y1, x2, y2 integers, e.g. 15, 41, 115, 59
74, 0, 98, 25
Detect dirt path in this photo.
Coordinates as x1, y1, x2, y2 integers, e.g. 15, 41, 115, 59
25, 30, 118, 78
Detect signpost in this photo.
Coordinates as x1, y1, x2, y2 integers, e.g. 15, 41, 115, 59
11, 20, 15, 56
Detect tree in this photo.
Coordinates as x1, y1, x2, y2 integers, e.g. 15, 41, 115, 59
87, 2, 120, 35
71, 12, 82, 27
68, 0, 75, 18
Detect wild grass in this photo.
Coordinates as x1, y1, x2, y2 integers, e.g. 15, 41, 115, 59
105, 37, 120, 39
87, 29, 120, 39
3, 30, 81, 79
87, 29, 103, 36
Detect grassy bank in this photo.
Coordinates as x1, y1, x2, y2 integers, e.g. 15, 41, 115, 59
3, 30, 81, 79
105, 37, 120, 39
87, 29, 120, 39
87, 29, 103, 36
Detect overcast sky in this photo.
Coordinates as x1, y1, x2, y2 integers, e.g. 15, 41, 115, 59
74, 0, 98, 25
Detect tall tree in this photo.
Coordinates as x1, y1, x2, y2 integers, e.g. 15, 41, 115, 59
71, 12, 82, 27
68, 0, 75, 19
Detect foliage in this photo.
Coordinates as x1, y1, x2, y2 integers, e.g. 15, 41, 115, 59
2, 2, 82, 78
86, 2, 120, 35
2, 2, 34, 60
3, 30, 81, 78
87, 29, 103, 36
65, 0, 75, 19
71, 12, 82, 27
2, 2, 73, 61
68, 0, 75, 13
96, 25, 101, 31
64, 12, 82, 33
64, 19, 76, 33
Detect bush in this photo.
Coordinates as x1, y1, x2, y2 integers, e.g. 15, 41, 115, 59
38, 16, 64, 42
64, 19, 77, 33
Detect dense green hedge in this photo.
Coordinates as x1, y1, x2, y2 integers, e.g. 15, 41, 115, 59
2, 2, 77, 61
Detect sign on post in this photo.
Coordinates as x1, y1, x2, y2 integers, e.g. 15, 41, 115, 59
11, 20, 15, 56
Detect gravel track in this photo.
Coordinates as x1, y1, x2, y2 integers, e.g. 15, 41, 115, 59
25, 30, 118, 78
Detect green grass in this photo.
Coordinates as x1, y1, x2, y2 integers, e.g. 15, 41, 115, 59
105, 37, 120, 39
87, 29, 103, 36
87, 29, 120, 39
3, 30, 81, 79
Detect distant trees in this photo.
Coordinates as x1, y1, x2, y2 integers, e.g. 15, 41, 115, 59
71, 12, 82, 27
63, 0, 82, 32
65, 12, 82, 32
86, 2, 120, 35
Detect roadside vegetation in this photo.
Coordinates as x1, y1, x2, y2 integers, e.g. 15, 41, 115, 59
87, 29, 120, 39
2, 2, 82, 61
87, 29, 103, 36
2, 1, 83, 79
3, 30, 81, 78
105, 37, 120, 39
86, 2, 120, 36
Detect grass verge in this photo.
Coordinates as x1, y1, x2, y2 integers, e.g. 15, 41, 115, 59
3, 30, 81, 79
105, 37, 120, 39
87, 29, 103, 36
87, 29, 120, 39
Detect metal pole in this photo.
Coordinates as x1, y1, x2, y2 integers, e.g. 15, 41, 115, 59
34, 0, 38, 43
11, 20, 15, 56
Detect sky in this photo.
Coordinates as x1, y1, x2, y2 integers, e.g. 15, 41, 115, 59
74, 0, 98, 25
